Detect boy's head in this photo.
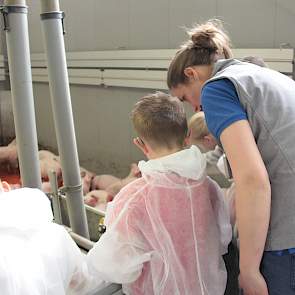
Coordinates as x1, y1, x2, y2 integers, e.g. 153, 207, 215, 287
187, 112, 217, 152
131, 92, 187, 158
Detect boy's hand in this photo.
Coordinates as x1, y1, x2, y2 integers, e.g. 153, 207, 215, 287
239, 270, 268, 295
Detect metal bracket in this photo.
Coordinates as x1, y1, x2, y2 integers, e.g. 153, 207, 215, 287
0, 5, 28, 31
59, 182, 83, 194
48, 170, 63, 225
61, 12, 66, 35
40, 11, 66, 35
98, 216, 106, 234
0, 7, 9, 31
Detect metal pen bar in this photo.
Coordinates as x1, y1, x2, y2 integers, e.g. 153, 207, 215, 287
2, 0, 41, 188
39, 0, 89, 238
48, 170, 62, 225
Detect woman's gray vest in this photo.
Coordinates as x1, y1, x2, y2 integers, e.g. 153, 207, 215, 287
207, 59, 295, 251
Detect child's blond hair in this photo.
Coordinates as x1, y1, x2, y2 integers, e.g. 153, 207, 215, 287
188, 112, 209, 145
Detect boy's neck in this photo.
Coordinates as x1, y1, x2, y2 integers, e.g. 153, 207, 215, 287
148, 147, 182, 160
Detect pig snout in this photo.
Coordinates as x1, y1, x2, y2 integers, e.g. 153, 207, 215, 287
128, 163, 141, 178
84, 190, 113, 208
41, 182, 52, 193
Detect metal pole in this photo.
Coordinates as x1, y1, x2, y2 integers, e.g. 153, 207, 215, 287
39, 0, 89, 238
3, 0, 42, 188
65, 226, 95, 251
48, 170, 62, 225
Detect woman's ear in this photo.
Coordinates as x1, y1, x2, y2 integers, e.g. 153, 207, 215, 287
184, 67, 199, 81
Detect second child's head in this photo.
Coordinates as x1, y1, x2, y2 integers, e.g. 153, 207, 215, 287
131, 92, 187, 159
187, 112, 217, 152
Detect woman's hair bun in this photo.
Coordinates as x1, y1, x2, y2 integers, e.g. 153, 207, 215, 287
186, 19, 233, 59
191, 31, 218, 52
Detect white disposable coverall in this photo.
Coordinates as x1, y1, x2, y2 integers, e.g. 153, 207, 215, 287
0, 188, 86, 295
85, 146, 232, 295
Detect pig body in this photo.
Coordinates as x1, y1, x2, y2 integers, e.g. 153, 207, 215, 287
0, 145, 18, 173
84, 189, 113, 209
91, 175, 120, 191
41, 182, 52, 194
105, 163, 141, 197
80, 167, 95, 196
39, 150, 62, 182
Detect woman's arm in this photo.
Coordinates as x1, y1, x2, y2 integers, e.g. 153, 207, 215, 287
220, 120, 270, 295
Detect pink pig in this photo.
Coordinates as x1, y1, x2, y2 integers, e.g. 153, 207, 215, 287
84, 189, 113, 210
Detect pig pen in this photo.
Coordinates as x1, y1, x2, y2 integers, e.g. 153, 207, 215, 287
2, 85, 236, 293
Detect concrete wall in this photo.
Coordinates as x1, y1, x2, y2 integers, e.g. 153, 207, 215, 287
2, 0, 295, 176
33, 83, 149, 176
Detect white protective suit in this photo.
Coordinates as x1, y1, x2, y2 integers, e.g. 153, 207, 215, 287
0, 188, 86, 295
86, 145, 232, 295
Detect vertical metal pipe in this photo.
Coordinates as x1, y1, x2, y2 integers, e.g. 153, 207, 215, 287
39, 0, 89, 238
3, 0, 42, 188
48, 170, 62, 225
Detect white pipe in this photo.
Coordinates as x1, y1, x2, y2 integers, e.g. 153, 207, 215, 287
39, 0, 89, 238
4, 0, 26, 6
40, 0, 59, 12
65, 226, 95, 251
4, 1, 42, 188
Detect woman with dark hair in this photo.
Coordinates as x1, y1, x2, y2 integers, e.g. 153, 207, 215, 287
167, 19, 295, 295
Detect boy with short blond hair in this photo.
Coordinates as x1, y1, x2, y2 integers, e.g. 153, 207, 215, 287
84, 92, 232, 295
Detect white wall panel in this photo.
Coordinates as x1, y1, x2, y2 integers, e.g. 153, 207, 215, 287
169, 0, 217, 48
129, 0, 170, 49
26, 0, 43, 53
217, 0, 276, 48
275, 0, 295, 48
25, 0, 295, 52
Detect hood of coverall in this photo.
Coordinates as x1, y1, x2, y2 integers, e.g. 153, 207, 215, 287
0, 188, 53, 231
0, 188, 84, 295
138, 145, 207, 181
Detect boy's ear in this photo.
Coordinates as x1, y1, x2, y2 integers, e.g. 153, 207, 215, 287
203, 134, 217, 150
184, 130, 191, 146
133, 137, 149, 155
203, 135, 211, 144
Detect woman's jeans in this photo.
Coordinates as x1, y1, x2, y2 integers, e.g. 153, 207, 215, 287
261, 251, 295, 294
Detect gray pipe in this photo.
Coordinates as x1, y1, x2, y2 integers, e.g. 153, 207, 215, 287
3, 0, 41, 188
48, 170, 62, 225
39, 0, 89, 238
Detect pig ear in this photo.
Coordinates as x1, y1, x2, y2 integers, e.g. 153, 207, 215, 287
133, 137, 149, 155
1, 181, 11, 192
